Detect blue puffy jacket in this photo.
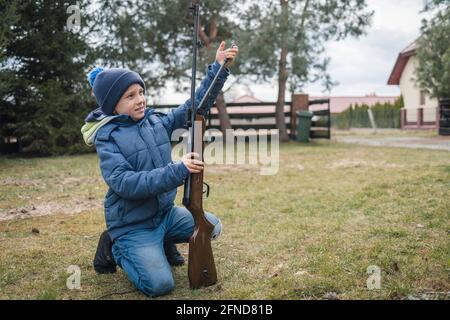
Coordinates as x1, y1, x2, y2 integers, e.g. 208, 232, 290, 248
89, 62, 229, 240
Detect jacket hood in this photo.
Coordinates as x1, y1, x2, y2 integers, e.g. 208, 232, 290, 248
81, 107, 154, 146
84, 107, 108, 122
81, 108, 118, 146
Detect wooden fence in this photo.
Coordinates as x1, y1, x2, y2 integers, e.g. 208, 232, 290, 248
154, 94, 331, 140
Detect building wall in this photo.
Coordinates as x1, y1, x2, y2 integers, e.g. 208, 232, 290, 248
399, 55, 439, 122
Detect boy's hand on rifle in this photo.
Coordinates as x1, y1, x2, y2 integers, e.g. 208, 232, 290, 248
181, 152, 204, 173
215, 41, 239, 68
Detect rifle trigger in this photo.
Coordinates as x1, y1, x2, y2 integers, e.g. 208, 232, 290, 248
203, 182, 210, 198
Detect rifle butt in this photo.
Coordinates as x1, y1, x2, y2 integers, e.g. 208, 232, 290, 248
188, 219, 217, 289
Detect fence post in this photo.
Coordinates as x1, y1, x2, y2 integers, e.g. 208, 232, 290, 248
417, 107, 423, 128
400, 108, 406, 129
291, 94, 309, 139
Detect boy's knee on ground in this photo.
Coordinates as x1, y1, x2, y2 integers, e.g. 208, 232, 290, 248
205, 212, 222, 240
139, 274, 175, 297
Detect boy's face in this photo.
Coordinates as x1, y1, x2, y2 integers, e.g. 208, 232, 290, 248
114, 83, 146, 121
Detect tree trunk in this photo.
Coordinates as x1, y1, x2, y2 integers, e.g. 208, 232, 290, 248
199, 17, 231, 133
214, 91, 232, 133
276, 0, 290, 142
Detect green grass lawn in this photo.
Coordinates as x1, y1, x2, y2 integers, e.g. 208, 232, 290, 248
0, 141, 449, 300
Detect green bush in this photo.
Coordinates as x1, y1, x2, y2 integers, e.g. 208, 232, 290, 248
332, 97, 403, 129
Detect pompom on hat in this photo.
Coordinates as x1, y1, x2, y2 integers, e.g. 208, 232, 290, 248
88, 67, 104, 88
87, 66, 146, 115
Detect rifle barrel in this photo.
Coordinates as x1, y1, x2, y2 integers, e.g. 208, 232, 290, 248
183, 2, 200, 206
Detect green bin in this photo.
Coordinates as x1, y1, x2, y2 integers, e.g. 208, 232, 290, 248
296, 111, 313, 142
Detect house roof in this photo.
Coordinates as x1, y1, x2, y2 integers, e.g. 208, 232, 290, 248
387, 40, 418, 85
231, 94, 263, 103
210, 94, 399, 114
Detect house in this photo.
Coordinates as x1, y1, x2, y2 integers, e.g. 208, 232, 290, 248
387, 39, 439, 129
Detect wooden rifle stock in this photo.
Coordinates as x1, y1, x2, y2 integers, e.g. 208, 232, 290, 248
185, 115, 217, 289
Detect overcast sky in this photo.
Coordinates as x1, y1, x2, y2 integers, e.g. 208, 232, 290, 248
152, 0, 425, 104
302, 0, 424, 97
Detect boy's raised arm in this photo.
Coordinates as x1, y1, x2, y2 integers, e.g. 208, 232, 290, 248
159, 61, 230, 136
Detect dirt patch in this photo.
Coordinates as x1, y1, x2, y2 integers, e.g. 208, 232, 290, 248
285, 164, 305, 171
0, 178, 40, 187
208, 164, 260, 173
328, 159, 404, 169
0, 197, 103, 221
60, 177, 83, 186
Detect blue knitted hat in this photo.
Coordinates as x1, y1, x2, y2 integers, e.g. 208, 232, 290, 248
87, 67, 146, 115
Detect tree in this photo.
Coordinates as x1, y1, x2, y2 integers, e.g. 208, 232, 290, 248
415, 0, 450, 100
89, 1, 155, 83
91, 0, 237, 132
0, 0, 19, 59
155, 0, 238, 133
0, 0, 20, 147
0, 0, 94, 155
236, 0, 373, 141
145, 0, 237, 133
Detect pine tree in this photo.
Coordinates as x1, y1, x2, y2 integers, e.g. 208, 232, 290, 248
0, 0, 94, 155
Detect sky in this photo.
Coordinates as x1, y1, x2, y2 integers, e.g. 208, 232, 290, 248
303, 0, 425, 97
152, 0, 425, 104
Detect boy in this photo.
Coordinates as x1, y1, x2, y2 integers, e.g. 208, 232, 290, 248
81, 42, 238, 296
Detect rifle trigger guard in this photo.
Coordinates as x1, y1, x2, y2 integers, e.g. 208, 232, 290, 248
203, 182, 210, 199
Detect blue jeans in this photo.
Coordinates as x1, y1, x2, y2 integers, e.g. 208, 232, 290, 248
111, 206, 221, 297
